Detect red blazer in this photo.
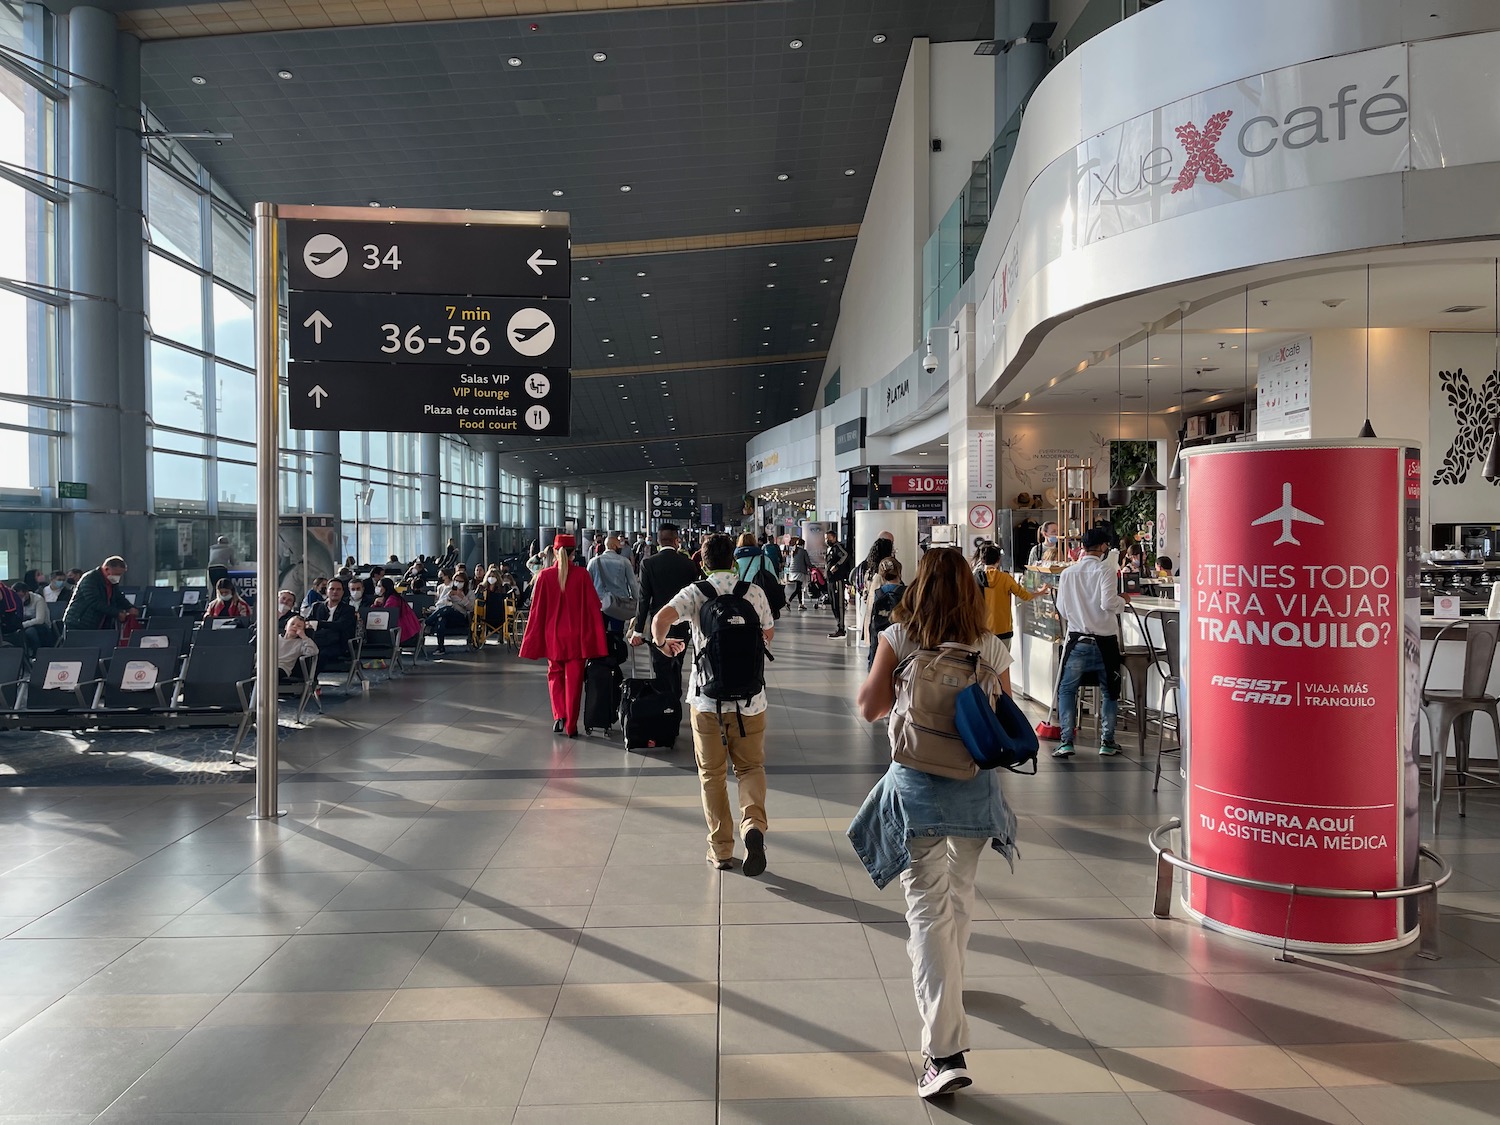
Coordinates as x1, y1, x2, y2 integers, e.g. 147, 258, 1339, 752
519, 564, 607, 663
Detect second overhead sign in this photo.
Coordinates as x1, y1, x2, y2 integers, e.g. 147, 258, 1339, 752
288, 290, 572, 368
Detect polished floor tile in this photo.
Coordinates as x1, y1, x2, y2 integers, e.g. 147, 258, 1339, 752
0, 612, 1494, 1123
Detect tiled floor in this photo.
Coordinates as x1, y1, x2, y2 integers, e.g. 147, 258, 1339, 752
0, 609, 1497, 1124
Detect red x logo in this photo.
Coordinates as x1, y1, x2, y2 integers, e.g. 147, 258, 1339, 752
1172, 109, 1235, 194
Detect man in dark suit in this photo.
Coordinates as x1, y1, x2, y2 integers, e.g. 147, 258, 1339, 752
630, 523, 702, 697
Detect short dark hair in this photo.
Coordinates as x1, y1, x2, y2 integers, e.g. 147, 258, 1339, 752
1156, 555, 1174, 572
215, 578, 234, 592
981, 544, 1002, 566
702, 533, 735, 571
1082, 528, 1113, 550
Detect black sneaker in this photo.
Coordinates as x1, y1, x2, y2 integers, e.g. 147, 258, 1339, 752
918, 1053, 971, 1098
828, 630, 846, 639
742, 828, 767, 877
1051, 743, 1075, 759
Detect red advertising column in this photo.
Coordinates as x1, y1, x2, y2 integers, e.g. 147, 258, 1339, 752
1180, 441, 1422, 952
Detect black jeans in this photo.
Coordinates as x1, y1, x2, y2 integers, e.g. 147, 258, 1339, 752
830, 580, 847, 631
426, 606, 468, 644
785, 579, 804, 607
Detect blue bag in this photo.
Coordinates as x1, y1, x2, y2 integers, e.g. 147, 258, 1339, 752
954, 683, 1040, 773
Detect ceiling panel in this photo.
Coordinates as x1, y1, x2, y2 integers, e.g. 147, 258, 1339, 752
136, 0, 994, 505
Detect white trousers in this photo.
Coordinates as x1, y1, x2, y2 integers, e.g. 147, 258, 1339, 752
900, 834, 987, 1059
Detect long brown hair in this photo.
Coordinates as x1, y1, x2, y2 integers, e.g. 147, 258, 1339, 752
891, 547, 986, 649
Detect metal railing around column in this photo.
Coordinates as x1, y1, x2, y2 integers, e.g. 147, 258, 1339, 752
1149, 818, 1453, 961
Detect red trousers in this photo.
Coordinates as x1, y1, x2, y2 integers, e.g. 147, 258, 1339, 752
547, 658, 586, 734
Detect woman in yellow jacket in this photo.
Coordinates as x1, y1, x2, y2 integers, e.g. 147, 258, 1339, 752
976, 543, 1046, 641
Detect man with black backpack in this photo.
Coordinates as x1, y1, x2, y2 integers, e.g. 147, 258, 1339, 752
652, 533, 775, 876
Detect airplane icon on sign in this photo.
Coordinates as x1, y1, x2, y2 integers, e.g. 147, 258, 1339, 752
1251, 482, 1324, 546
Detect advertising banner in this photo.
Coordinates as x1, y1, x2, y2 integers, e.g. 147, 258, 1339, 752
1257, 336, 1313, 441
1181, 442, 1418, 951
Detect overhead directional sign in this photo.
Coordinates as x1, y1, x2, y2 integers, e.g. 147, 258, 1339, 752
283, 206, 572, 438
286, 219, 570, 299
647, 481, 699, 528
288, 361, 570, 436
288, 290, 571, 368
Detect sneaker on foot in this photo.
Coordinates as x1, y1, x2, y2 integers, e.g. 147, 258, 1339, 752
918, 1053, 971, 1098
1099, 740, 1122, 756
742, 828, 767, 877
1051, 743, 1075, 759
708, 855, 735, 871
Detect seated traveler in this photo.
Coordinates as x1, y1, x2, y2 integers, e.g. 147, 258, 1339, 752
307, 577, 357, 671
374, 577, 422, 645
205, 578, 252, 620
425, 572, 474, 655
278, 615, 319, 679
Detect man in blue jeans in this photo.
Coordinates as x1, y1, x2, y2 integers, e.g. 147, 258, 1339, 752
1051, 527, 1125, 758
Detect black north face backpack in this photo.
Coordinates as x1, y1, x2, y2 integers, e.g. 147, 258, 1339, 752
693, 580, 767, 739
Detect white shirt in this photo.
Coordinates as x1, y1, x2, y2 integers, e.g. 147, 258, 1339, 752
1053, 552, 1125, 638
666, 570, 774, 716
880, 623, 1013, 679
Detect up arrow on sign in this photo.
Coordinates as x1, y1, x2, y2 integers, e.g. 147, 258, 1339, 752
527, 249, 558, 276
303, 309, 332, 343
308, 385, 328, 408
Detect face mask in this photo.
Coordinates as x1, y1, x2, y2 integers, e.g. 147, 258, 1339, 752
487, 576, 496, 584
350, 588, 363, 598
1046, 535, 1058, 545
280, 601, 294, 613
107, 573, 122, 584
219, 593, 233, 603
51, 580, 63, 590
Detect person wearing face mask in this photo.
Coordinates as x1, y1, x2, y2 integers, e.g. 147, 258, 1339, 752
1026, 522, 1060, 568
42, 571, 69, 605
275, 589, 300, 635
206, 577, 252, 620
303, 575, 328, 611
374, 577, 423, 645
15, 581, 55, 655
62, 555, 138, 631
307, 577, 357, 671
426, 572, 474, 656
346, 578, 374, 613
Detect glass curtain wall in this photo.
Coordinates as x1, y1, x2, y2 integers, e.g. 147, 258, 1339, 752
0, 1, 64, 579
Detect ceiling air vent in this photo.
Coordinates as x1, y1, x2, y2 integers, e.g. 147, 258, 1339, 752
1443, 304, 1484, 313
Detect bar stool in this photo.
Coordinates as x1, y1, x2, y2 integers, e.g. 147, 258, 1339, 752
1120, 604, 1157, 755
1151, 610, 1181, 793
1422, 620, 1500, 832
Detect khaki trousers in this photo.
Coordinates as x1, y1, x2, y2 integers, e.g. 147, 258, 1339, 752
689, 708, 768, 861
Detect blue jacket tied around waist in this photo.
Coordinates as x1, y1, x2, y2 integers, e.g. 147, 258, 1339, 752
847, 763, 1019, 889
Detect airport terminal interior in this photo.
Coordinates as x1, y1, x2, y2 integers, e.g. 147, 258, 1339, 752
2, 0, 1500, 1121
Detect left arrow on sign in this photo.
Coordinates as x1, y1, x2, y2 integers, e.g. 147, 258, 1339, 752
303, 310, 332, 343
526, 249, 558, 276
308, 385, 328, 407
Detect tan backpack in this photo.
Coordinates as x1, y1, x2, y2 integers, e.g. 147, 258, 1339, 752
889, 642, 1002, 780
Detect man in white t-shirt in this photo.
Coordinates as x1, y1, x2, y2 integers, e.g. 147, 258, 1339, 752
653, 532, 776, 875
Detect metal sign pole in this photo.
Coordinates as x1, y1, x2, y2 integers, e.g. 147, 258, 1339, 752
252, 201, 284, 820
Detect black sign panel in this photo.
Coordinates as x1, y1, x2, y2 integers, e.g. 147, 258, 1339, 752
288, 361, 571, 436
289, 290, 571, 368
647, 481, 699, 526
287, 220, 570, 299
834, 418, 866, 456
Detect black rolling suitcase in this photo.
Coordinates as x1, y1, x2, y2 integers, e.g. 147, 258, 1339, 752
620, 644, 682, 749
583, 658, 623, 735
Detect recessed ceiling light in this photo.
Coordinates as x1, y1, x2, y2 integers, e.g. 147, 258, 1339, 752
767, 261, 777, 268
587, 296, 596, 301
820, 278, 829, 284
733, 207, 741, 214
807, 338, 815, 342
766, 283, 775, 289
843, 168, 856, 176
618, 383, 625, 388
592, 51, 608, 62
551, 189, 564, 197
191, 75, 207, 85
276, 69, 294, 80
789, 38, 804, 49
811, 323, 819, 327
620, 184, 632, 192
872, 33, 887, 44
650, 335, 659, 340
636, 271, 646, 277
776, 173, 790, 181
607, 353, 615, 358
507, 57, 522, 67
368, 200, 380, 207
641, 292, 650, 297
919, 452, 929, 456
654, 350, 662, 355
579, 275, 590, 281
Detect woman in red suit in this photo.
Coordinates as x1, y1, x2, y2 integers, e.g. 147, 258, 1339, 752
519, 534, 608, 737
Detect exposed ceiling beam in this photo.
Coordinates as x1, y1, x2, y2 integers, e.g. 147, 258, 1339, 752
498, 429, 759, 454
574, 226, 859, 260
573, 352, 828, 379
118, 0, 770, 41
